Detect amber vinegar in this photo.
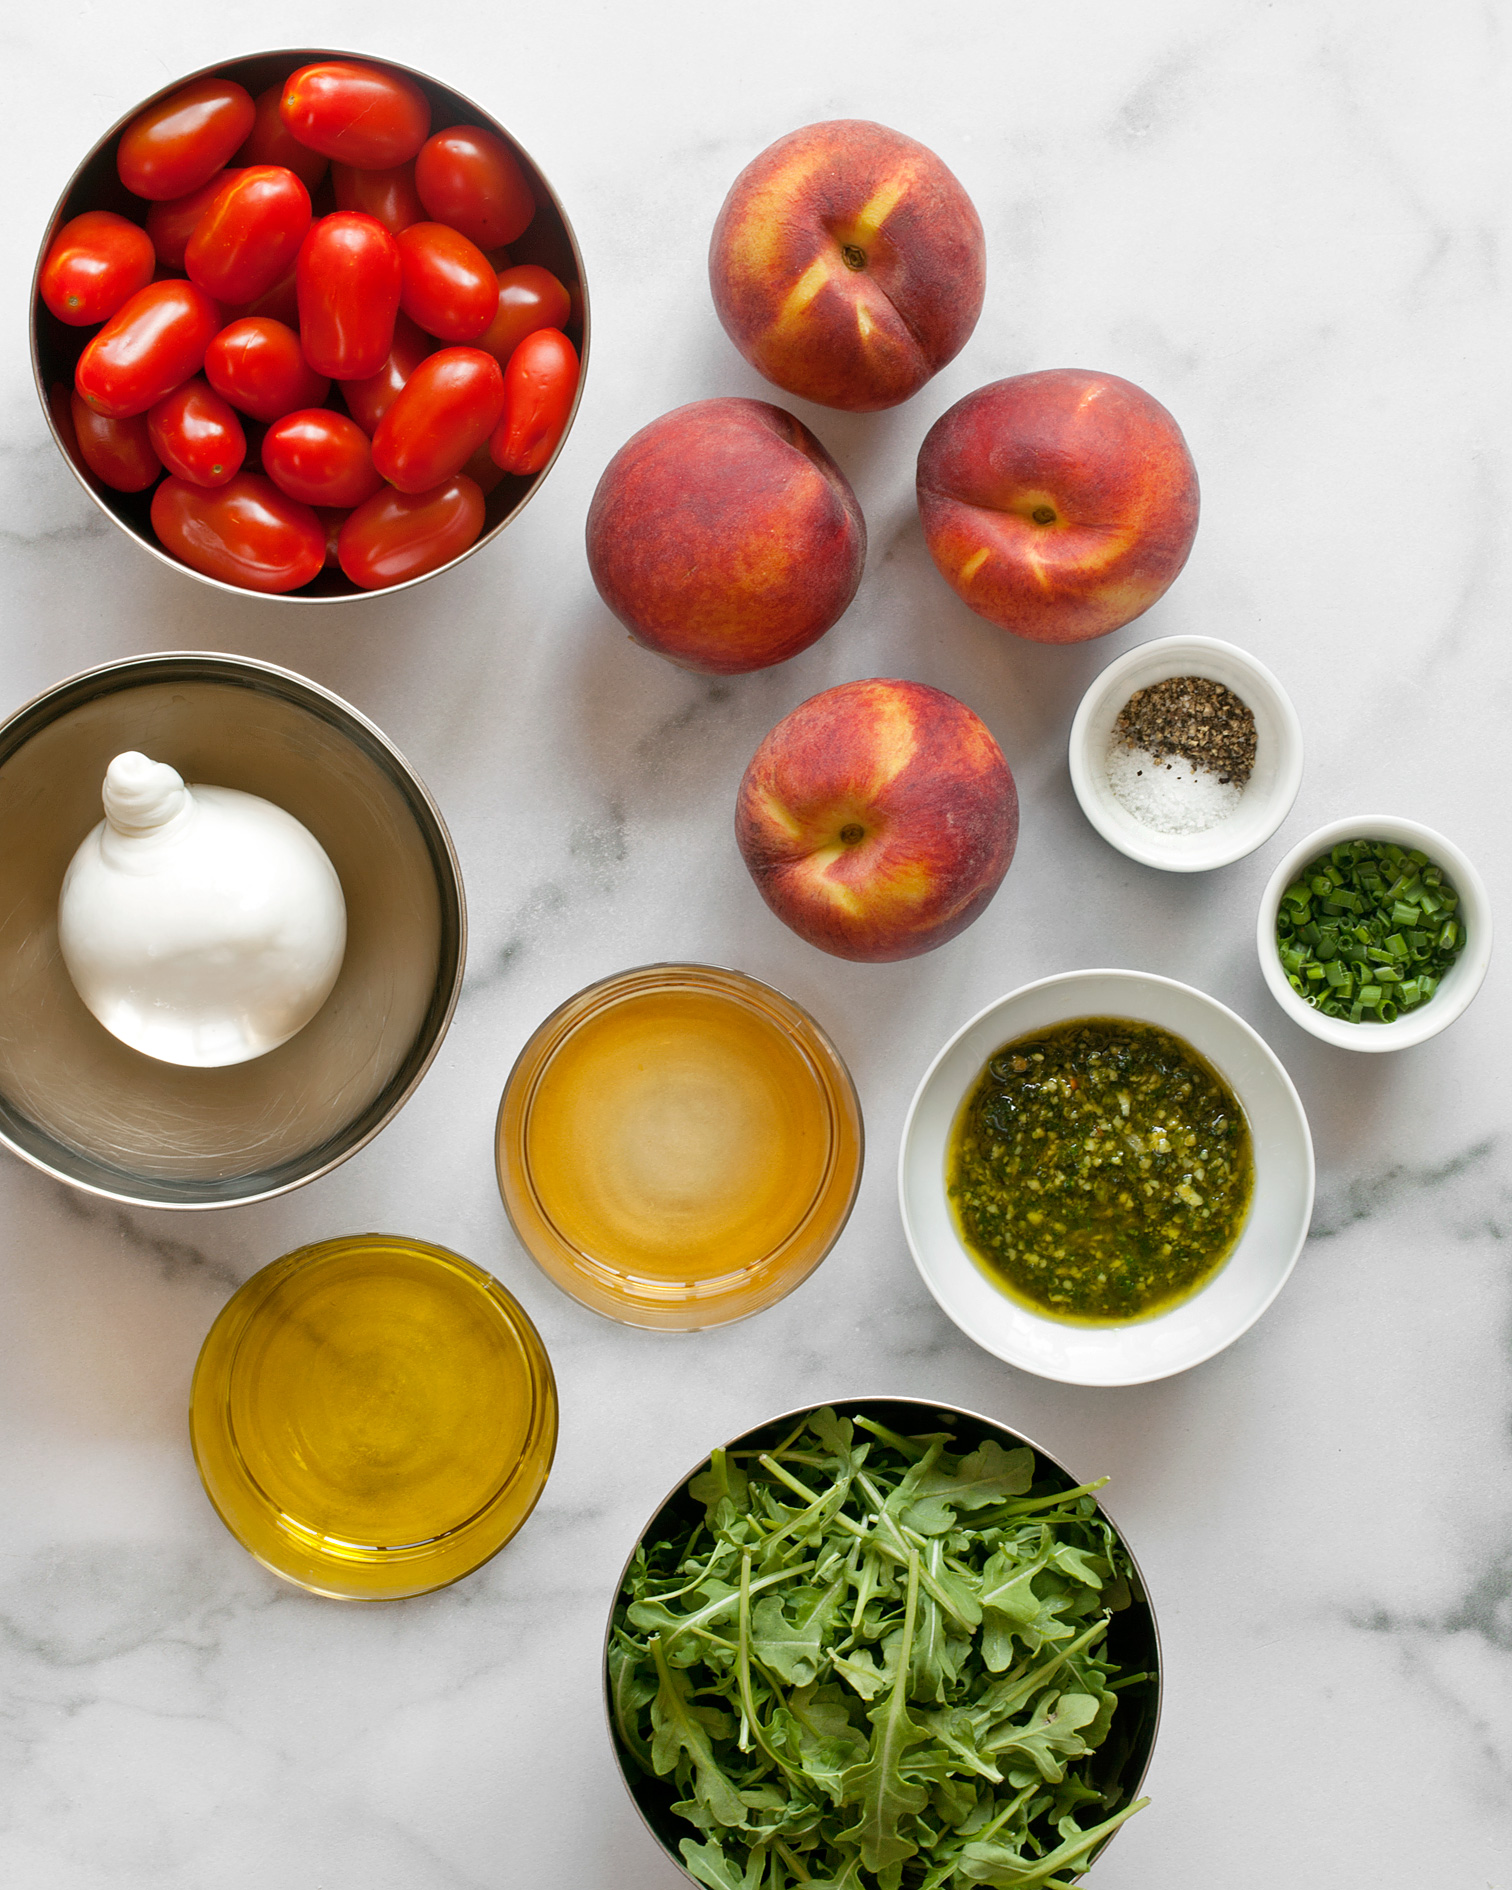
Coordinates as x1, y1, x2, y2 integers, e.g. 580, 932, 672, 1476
497, 966, 863, 1329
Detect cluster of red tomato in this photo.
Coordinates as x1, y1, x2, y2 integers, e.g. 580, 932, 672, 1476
40, 59, 582, 593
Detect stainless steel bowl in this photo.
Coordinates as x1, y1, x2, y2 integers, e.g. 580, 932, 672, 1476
0, 653, 465, 1206
604, 1395, 1162, 1885
31, 48, 589, 603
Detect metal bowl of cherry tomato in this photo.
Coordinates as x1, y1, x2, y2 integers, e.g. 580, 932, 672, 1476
32, 49, 588, 600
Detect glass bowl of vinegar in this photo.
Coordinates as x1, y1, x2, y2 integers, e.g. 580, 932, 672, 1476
496, 964, 863, 1329
190, 1234, 557, 1599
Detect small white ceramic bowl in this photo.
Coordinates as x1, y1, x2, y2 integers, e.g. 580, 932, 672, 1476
1256, 816, 1492, 1052
1069, 636, 1303, 871
898, 969, 1314, 1387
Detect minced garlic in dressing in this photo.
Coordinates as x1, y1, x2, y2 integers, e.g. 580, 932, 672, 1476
948, 1017, 1253, 1323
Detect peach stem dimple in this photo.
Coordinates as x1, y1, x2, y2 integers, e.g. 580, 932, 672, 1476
840, 244, 866, 272
1031, 506, 1056, 525
839, 823, 866, 844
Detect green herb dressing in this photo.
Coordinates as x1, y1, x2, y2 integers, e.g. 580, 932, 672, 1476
949, 1017, 1253, 1323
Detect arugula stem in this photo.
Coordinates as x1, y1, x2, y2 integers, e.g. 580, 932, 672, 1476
994, 1796, 1150, 1885
759, 1453, 837, 1507
731, 1450, 838, 1467
773, 1839, 811, 1882
854, 1470, 977, 1630
738, 1549, 802, 1783
641, 1533, 726, 1605
653, 1559, 818, 1660
853, 1415, 939, 1459
974, 1778, 1040, 1845
729, 1416, 812, 1461
886, 1549, 920, 1721
996, 1479, 1110, 1517
849, 1539, 877, 1638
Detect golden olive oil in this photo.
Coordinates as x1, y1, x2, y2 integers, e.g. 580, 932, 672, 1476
191, 1235, 556, 1599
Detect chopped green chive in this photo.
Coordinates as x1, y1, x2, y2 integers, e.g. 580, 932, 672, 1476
1275, 838, 1466, 1023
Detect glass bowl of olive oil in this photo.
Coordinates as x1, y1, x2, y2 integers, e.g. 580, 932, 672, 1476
899, 970, 1314, 1386
190, 1234, 557, 1599
496, 964, 863, 1329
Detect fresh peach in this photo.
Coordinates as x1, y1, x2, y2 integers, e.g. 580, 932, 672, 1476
916, 369, 1200, 644
735, 678, 1017, 962
709, 120, 985, 413
585, 397, 865, 675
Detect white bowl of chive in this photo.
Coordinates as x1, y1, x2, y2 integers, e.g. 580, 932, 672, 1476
1257, 816, 1492, 1051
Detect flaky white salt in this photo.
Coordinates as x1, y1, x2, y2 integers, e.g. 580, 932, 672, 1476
1105, 740, 1243, 835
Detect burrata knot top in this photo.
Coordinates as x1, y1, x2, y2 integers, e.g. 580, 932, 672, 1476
100, 750, 190, 833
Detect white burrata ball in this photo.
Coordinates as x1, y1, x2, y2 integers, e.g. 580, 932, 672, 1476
58, 751, 347, 1067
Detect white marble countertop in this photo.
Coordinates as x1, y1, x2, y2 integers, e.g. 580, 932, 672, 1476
3, 3, 1509, 1885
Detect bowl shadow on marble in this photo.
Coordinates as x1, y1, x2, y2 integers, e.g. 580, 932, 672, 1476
1238, 953, 1397, 1180
0, 653, 464, 1208
560, 576, 1118, 846
563, 605, 804, 821
604, 1396, 1162, 1887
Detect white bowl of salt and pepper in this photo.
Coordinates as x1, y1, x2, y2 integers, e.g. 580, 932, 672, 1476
1068, 635, 1304, 872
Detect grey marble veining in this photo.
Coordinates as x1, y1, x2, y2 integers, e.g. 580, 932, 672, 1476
3, 2, 1510, 1886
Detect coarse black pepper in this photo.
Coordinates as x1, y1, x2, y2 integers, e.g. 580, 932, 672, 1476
1112, 675, 1256, 786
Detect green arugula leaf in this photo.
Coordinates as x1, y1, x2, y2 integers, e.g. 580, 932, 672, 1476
915, 1706, 1002, 1784
979, 1549, 1050, 1625
836, 1548, 931, 1872
979, 1548, 1081, 1669
831, 1644, 890, 1701
650, 1636, 747, 1828
773, 1682, 866, 1804
679, 1835, 768, 1890
607, 1633, 656, 1773
984, 1692, 1099, 1783
751, 1566, 847, 1685
959, 1797, 1149, 1884
630, 1563, 816, 1663
1048, 1540, 1106, 1588
751, 1592, 825, 1687
931, 1772, 982, 1829
907, 1441, 1036, 1524
908, 1539, 973, 1701
691, 1448, 749, 1517
808, 1406, 857, 1463
971, 1616, 1111, 1728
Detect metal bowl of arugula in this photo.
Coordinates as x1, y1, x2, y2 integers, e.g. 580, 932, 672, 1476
605, 1397, 1161, 1890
